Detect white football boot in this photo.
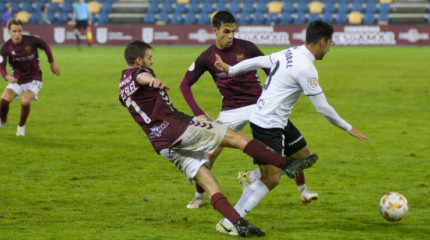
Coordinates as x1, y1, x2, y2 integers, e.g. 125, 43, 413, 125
216, 219, 238, 236
16, 125, 25, 136
237, 171, 252, 191
0, 121, 8, 129
186, 195, 204, 209
300, 189, 319, 204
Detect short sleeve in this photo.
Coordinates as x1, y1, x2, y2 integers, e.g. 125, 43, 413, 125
296, 66, 323, 96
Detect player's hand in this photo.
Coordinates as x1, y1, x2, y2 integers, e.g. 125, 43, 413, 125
349, 127, 368, 141
5, 75, 18, 83
214, 54, 230, 73
51, 62, 60, 76
149, 78, 170, 90
196, 112, 213, 120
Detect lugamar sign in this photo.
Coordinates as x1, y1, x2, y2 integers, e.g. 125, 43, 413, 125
1, 25, 429, 46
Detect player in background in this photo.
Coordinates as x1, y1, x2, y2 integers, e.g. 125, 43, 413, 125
213, 20, 368, 236
71, 0, 92, 48
180, 10, 318, 209
119, 41, 317, 237
0, 19, 60, 136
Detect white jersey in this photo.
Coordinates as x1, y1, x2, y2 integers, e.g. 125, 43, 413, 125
250, 45, 321, 129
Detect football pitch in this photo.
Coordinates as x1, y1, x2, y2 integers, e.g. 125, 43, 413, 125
0, 45, 429, 239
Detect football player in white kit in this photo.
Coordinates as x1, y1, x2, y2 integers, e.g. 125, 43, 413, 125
214, 20, 368, 235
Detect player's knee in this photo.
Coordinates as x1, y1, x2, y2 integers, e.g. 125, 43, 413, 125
260, 169, 282, 190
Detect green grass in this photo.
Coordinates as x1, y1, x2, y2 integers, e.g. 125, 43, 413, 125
0, 45, 429, 240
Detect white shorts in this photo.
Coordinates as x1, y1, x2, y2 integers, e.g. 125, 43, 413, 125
217, 104, 256, 131
160, 117, 228, 183
6, 80, 43, 100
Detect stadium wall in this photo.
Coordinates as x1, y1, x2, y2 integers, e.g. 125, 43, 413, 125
2, 25, 429, 46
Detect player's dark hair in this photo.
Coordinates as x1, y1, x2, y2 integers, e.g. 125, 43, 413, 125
7, 18, 23, 30
306, 20, 334, 44
124, 41, 152, 65
212, 11, 236, 29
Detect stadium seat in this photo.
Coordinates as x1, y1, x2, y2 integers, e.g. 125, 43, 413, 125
147, 2, 160, 14
22, 2, 33, 12
97, 12, 109, 24
215, 2, 227, 12
184, 12, 196, 24
11, 2, 20, 13
379, 0, 392, 3
363, 12, 375, 24
337, 2, 349, 14
348, 11, 362, 24
229, 2, 240, 15
378, 12, 389, 24
177, 0, 189, 3
365, 2, 377, 14
197, 12, 210, 25
238, 12, 251, 24
201, 2, 213, 13
309, 1, 323, 13
174, 3, 187, 13
322, 12, 333, 23
242, 2, 254, 14
56, 11, 69, 24
252, 12, 265, 24
157, 12, 169, 24
294, 12, 306, 24
62, 2, 73, 13
255, 2, 268, 13
101, 2, 113, 13
266, 12, 278, 24
161, 2, 174, 13
268, 1, 282, 13
352, 0, 364, 4
282, 1, 294, 13
17, 11, 31, 23
324, 2, 335, 14
379, 3, 391, 14
89, 1, 101, 14
351, 2, 363, 12
296, 2, 308, 13
144, 11, 156, 24
0, 3, 6, 13
279, 11, 292, 24
47, 12, 56, 23
188, 2, 199, 13
308, 13, 320, 23
336, 13, 348, 24
48, 3, 60, 13
170, 12, 183, 24
29, 12, 39, 24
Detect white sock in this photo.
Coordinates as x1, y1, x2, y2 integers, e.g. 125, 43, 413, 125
223, 180, 269, 226
248, 168, 262, 182
297, 184, 307, 193
195, 192, 204, 199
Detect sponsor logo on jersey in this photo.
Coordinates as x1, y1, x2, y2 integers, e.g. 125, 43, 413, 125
307, 78, 319, 88
149, 121, 169, 138
25, 46, 31, 53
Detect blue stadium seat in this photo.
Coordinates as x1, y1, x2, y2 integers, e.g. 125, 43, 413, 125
147, 2, 160, 14
56, 12, 69, 24
170, 12, 183, 24
336, 13, 348, 24
101, 2, 113, 13
324, 2, 335, 14
143, 12, 156, 24
0, 3, 6, 13
255, 2, 268, 13
62, 2, 73, 13
322, 12, 333, 24
30, 12, 39, 24
252, 12, 265, 24
294, 12, 306, 24
98, 12, 109, 25
365, 2, 377, 14
188, 2, 199, 13
48, 3, 60, 13
337, 2, 349, 14
280, 12, 292, 24
197, 12, 210, 25
158, 12, 169, 23
282, 1, 294, 13
378, 12, 389, 23
351, 2, 363, 12
379, 3, 390, 14
22, 2, 33, 12
175, 3, 187, 14
339, 0, 351, 3
266, 12, 278, 25
184, 12, 196, 24
352, 0, 364, 4
161, 2, 173, 13
215, 1, 227, 12
308, 13, 320, 23
238, 12, 251, 24
363, 13, 375, 24
296, 2, 308, 13
201, 2, 213, 13
229, 2, 240, 15
242, 2, 254, 14
10, 2, 20, 13
47, 12, 56, 23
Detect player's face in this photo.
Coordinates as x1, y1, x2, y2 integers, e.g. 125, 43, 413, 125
141, 49, 153, 68
316, 37, 332, 60
8, 24, 23, 44
214, 23, 236, 50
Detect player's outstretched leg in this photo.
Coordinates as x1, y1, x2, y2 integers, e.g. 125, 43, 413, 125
299, 185, 319, 204
283, 154, 318, 178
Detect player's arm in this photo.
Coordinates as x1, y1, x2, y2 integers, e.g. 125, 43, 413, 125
180, 58, 212, 119
136, 72, 170, 90
308, 93, 368, 141
0, 46, 17, 83
34, 37, 60, 76
215, 54, 272, 75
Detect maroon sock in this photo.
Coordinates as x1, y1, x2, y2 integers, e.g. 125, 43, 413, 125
211, 192, 241, 224
19, 104, 30, 126
0, 99, 10, 123
243, 139, 287, 169
195, 183, 205, 194
295, 171, 305, 186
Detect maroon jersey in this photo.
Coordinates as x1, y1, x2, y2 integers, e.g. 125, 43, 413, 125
119, 67, 193, 154
0, 35, 54, 84
181, 38, 270, 116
